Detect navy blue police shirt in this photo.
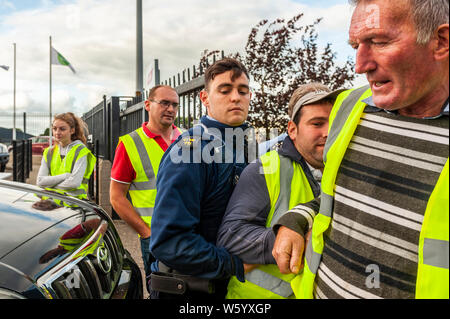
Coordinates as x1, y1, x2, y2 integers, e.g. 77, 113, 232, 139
149, 116, 250, 282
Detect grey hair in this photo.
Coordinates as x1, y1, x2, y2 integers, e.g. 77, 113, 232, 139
349, 0, 449, 44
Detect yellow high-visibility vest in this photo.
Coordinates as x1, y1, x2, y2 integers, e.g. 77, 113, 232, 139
42, 143, 96, 206
119, 126, 183, 228
292, 86, 449, 299
226, 150, 316, 299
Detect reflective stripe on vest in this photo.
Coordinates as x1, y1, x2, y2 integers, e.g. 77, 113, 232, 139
245, 268, 294, 298
295, 86, 449, 299
119, 127, 165, 227
226, 151, 315, 299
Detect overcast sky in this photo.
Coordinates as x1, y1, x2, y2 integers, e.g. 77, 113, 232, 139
0, 0, 367, 124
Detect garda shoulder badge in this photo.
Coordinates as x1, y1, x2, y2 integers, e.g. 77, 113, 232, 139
180, 136, 200, 149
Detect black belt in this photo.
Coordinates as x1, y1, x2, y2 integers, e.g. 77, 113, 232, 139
150, 262, 215, 295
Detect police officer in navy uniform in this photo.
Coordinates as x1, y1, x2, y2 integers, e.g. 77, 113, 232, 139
149, 58, 252, 299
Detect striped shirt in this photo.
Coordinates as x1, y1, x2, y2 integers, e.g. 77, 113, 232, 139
313, 111, 449, 299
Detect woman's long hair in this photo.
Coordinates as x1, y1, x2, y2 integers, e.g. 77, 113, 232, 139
53, 112, 88, 145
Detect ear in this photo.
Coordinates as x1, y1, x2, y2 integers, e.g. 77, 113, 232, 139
433, 24, 449, 61
145, 100, 150, 112
199, 89, 210, 112
287, 121, 298, 142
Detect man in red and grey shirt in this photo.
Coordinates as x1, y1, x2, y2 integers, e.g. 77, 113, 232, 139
110, 85, 182, 280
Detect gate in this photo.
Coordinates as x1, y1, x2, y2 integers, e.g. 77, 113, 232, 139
81, 52, 225, 216
12, 139, 32, 183
82, 51, 225, 162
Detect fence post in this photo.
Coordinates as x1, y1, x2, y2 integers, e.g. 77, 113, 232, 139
28, 140, 32, 173
95, 140, 99, 205
110, 97, 120, 163
13, 140, 25, 183
102, 95, 108, 162
23, 112, 27, 137
155, 59, 160, 85
24, 140, 30, 179
21, 140, 25, 182
12, 140, 17, 181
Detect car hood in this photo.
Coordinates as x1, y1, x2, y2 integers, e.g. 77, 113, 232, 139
0, 190, 82, 259
0, 182, 106, 295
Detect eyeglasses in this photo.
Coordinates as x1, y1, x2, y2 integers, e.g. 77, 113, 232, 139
150, 99, 179, 109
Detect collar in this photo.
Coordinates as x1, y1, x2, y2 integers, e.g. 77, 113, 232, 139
278, 136, 322, 196
142, 122, 180, 139
305, 161, 323, 184
200, 116, 251, 132
362, 96, 450, 119
206, 115, 219, 123
58, 140, 84, 156
278, 137, 323, 181
278, 136, 303, 163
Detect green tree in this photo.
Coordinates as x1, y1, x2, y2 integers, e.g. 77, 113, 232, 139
197, 13, 356, 138
41, 128, 50, 136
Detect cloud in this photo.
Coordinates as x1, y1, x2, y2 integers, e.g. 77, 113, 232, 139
0, 0, 15, 10
0, 0, 356, 120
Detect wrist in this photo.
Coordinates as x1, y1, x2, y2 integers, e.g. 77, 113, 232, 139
140, 227, 151, 239
273, 214, 307, 237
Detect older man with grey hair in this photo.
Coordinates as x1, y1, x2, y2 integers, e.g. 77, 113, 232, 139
272, 0, 449, 299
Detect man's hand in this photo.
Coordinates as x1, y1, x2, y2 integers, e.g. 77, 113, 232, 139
272, 226, 307, 274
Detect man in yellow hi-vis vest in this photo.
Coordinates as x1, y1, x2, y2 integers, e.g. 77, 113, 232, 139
273, 0, 449, 299
217, 83, 344, 299
110, 85, 183, 279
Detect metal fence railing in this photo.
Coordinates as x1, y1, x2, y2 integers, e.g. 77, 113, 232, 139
82, 53, 226, 163
82, 96, 127, 163
12, 139, 32, 183
80, 54, 228, 218
85, 139, 100, 205
0, 112, 49, 144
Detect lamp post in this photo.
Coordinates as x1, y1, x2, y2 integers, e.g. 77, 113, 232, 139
136, 0, 143, 97
49, 36, 53, 147
13, 43, 16, 141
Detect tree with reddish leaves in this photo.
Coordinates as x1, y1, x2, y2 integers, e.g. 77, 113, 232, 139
197, 13, 355, 137
241, 13, 355, 137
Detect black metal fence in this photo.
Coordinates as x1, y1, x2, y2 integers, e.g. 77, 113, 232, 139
163, 65, 206, 129
80, 53, 231, 217
86, 139, 100, 205
12, 139, 32, 183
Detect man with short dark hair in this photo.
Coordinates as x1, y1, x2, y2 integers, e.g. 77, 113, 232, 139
273, 0, 449, 299
217, 83, 343, 299
149, 58, 253, 299
110, 85, 182, 280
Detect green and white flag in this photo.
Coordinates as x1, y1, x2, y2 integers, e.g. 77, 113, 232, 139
0, 65, 9, 71
51, 47, 76, 74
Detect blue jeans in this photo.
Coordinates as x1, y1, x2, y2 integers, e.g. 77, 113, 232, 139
139, 236, 154, 279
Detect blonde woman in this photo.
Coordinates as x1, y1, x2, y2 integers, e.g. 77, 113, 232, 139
37, 112, 96, 204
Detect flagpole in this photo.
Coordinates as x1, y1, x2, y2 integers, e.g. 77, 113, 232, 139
136, 0, 143, 97
13, 43, 16, 141
49, 36, 53, 147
